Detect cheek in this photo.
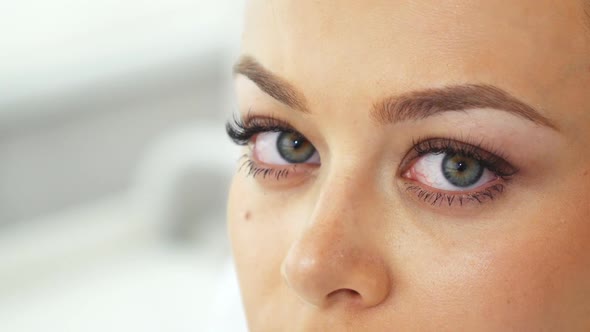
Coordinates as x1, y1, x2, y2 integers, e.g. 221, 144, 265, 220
227, 176, 299, 321
405, 178, 590, 329
447, 197, 590, 327
487, 231, 590, 327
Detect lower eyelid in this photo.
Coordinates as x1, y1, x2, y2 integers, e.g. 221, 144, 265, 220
239, 157, 292, 180
403, 181, 506, 208
239, 155, 319, 184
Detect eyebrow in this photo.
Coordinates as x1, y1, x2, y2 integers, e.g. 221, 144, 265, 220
234, 55, 557, 130
233, 55, 310, 113
372, 84, 557, 129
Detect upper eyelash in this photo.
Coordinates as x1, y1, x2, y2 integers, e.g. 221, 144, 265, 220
410, 137, 519, 178
225, 115, 296, 146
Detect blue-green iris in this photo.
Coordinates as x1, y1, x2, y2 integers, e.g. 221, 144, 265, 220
442, 153, 484, 187
277, 132, 316, 163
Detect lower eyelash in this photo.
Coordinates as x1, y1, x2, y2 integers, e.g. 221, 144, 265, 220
239, 156, 291, 180
405, 183, 505, 206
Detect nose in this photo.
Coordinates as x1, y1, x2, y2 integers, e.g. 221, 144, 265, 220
281, 174, 392, 309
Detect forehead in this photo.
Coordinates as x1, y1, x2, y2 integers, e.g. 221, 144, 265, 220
241, 0, 590, 111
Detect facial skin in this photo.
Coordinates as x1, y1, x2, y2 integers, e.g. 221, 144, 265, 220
227, 1, 590, 330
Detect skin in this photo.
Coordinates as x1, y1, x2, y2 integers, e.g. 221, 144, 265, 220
227, 0, 590, 331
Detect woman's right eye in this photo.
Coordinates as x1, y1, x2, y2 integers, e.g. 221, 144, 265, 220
225, 116, 322, 180
252, 131, 321, 165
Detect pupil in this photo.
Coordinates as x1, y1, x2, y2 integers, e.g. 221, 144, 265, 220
455, 161, 467, 172
292, 138, 302, 149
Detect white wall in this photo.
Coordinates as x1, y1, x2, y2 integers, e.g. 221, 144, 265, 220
0, 0, 244, 106
0, 0, 244, 223
0, 1, 247, 331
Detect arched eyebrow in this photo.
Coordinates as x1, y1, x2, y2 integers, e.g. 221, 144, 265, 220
233, 55, 557, 130
372, 84, 557, 129
233, 55, 310, 113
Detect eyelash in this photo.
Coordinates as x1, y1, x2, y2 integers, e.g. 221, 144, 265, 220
226, 114, 296, 146
226, 115, 305, 179
225, 116, 519, 206
405, 183, 506, 207
237, 157, 293, 180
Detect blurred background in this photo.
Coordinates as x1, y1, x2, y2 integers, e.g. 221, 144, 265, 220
0, 0, 246, 331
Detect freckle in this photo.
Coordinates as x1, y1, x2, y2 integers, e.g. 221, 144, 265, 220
583, 170, 589, 176
243, 210, 252, 221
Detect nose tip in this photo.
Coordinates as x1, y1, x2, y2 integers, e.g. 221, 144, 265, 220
281, 246, 391, 309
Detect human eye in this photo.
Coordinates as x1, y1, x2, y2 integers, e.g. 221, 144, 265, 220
400, 138, 519, 207
225, 115, 320, 181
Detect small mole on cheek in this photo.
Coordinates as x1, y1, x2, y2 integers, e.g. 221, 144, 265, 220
243, 210, 252, 221
583, 170, 589, 176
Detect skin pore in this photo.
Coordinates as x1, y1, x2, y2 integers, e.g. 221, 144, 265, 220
227, 0, 590, 331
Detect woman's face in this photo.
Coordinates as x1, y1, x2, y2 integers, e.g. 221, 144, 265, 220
227, 0, 590, 330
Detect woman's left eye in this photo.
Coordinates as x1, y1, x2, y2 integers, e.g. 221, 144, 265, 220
404, 152, 497, 191
253, 131, 321, 165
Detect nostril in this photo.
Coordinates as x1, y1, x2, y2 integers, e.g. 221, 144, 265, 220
326, 288, 362, 303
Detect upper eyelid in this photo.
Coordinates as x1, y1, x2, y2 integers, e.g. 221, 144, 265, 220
237, 115, 299, 136
227, 114, 318, 147
242, 114, 296, 129
225, 115, 299, 145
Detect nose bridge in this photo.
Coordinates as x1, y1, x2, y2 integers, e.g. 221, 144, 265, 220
303, 163, 372, 251
314, 154, 376, 220
315, 166, 363, 223
281, 162, 391, 308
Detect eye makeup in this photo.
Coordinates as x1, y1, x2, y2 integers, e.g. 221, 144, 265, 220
399, 137, 519, 207
404, 183, 506, 207
404, 137, 518, 179
226, 115, 319, 184
237, 156, 294, 180
226, 114, 297, 146
226, 114, 521, 208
